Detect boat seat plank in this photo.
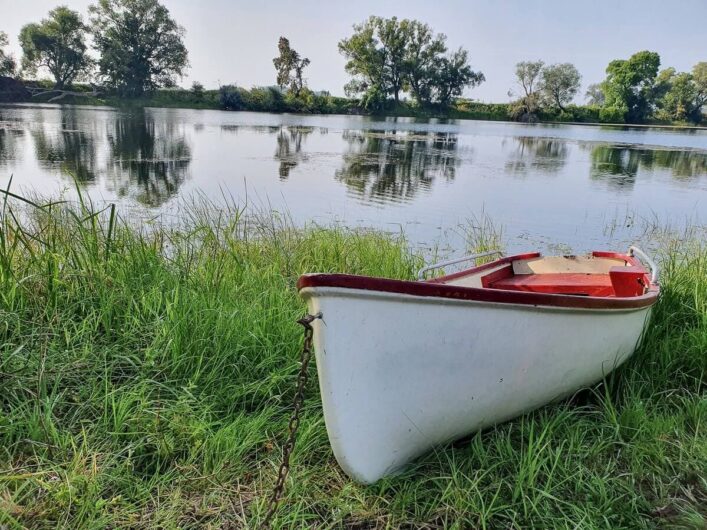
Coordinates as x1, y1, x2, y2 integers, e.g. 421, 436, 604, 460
489, 273, 615, 296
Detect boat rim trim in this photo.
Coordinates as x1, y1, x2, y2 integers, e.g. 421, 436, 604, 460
297, 252, 659, 310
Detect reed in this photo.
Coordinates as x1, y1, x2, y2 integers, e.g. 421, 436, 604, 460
0, 190, 704, 529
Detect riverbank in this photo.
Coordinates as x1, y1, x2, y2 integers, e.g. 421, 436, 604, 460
0, 193, 704, 528
15, 83, 707, 129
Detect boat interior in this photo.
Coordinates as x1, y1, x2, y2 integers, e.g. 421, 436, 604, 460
435, 253, 650, 298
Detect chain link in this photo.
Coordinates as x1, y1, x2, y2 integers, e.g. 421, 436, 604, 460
260, 312, 322, 529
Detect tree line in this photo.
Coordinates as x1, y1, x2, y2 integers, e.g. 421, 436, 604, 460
0, 0, 187, 97
0, 2, 705, 124
509, 52, 706, 124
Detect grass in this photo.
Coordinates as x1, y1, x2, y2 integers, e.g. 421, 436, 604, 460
0, 191, 704, 529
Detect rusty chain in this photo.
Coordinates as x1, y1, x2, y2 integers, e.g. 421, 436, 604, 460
260, 311, 322, 529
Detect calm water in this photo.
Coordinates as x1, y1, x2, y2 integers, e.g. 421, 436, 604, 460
1, 103, 706, 253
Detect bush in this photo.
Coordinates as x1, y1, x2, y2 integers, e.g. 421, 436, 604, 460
219, 84, 247, 110
216, 84, 362, 115
599, 105, 626, 124
246, 86, 286, 112
508, 95, 541, 122
454, 100, 510, 120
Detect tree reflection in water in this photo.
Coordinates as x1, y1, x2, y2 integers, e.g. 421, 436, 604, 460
588, 144, 707, 190
106, 109, 191, 206
219, 124, 316, 179
274, 126, 315, 179
504, 136, 569, 174
0, 119, 24, 168
335, 130, 460, 203
30, 106, 98, 181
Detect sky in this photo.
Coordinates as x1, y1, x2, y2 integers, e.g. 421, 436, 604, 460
1, 0, 705, 103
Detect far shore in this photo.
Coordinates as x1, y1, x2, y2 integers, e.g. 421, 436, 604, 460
4, 97, 707, 132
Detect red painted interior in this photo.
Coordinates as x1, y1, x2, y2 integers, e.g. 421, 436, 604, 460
609, 266, 647, 297
480, 265, 513, 288
298, 251, 659, 310
426, 252, 541, 284
487, 273, 616, 296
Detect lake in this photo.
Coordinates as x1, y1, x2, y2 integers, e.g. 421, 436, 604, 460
1, 103, 706, 254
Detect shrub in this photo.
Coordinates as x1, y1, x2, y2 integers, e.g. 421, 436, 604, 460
599, 105, 626, 124
246, 86, 286, 112
219, 84, 247, 110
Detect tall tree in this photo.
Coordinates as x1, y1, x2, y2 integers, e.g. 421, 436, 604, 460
657, 71, 698, 122
655, 63, 707, 124
433, 48, 484, 107
0, 31, 17, 77
600, 50, 660, 123
376, 17, 409, 103
585, 83, 605, 106
272, 37, 310, 95
89, 0, 189, 97
19, 7, 92, 89
338, 17, 387, 100
509, 61, 544, 121
515, 61, 544, 98
403, 20, 447, 106
539, 63, 581, 111
338, 16, 417, 104
339, 17, 483, 108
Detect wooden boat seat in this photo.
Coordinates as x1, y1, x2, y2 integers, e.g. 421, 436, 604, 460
438, 254, 649, 298
489, 273, 615, 296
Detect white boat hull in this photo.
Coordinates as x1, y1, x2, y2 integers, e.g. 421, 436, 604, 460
300, 286, 652, 483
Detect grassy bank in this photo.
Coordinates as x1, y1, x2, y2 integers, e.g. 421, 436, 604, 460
0, 193, 705, 528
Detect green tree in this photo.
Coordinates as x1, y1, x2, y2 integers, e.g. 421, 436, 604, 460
600, 50, 660, 123
338, 17, 387, 101
510, 61, 544, 121
403, 20, 447, 105
433, 48, 484, 107
655, 64, 706, 124
659, 71, 698, 122
539, 63, 581, 111
19, 7, 92, 89
273, 36, 310, 96
89, 0, 189, 97
339, 17, 483, 108
376, 17, 409, 104
338, 16, 412, 104
0, 31, 17, 77
515, 61, 544, 99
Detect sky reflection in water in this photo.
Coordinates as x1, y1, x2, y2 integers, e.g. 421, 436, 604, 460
1, 104, 705, 253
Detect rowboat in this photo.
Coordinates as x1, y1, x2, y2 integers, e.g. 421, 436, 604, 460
297, 247, 659, 484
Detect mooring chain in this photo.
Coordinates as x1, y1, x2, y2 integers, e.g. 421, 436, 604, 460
260, 311, 322, 529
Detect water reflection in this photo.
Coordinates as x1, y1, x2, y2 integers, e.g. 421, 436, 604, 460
31, 107, 98, 181
274, 126, 314, 179
106, 109, 191, 206
335, 130, 460, 203
504, 136, 569, 174
588, 145, 707, 190
220, 124, 319, 178
0, 126, 24, 166
1, 104, 706, 253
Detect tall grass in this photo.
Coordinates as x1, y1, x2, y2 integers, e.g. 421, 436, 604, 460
0, 192, 704, 529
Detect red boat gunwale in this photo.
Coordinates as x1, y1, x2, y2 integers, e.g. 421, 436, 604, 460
297, 252, 660, 310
